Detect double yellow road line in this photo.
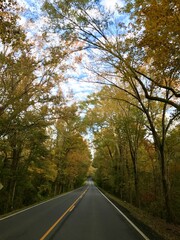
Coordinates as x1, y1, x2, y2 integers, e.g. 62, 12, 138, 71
40, 187, 89, 240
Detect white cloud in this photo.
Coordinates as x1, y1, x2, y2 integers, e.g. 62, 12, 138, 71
61, 79, 100, 101
101, 0, 124, 11
15, 0, 102, 102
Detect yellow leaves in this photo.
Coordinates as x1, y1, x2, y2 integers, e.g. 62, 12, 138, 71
28, 166, 44, 174
66, 149, 90, 171
132, 0, 180, 93
44, 161, 58, 181
53, 105, 91, 187
28, 159, 57, 182
87, 164, 96, 177
137, 0, 179, 54
40, 105, 48, 114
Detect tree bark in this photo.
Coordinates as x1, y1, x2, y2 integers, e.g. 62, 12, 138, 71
158, 145, 172, 222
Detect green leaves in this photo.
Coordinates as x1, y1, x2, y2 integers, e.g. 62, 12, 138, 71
52, 104, 91, 193
0, 0, 90, 213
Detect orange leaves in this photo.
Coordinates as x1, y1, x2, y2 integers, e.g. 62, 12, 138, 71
74, 54, 83, 63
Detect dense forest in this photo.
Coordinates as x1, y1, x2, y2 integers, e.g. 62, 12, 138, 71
0, 0, 91, 214
0, 0, 179, 225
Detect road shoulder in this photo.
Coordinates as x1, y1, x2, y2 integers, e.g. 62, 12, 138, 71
98, 188, 180, 240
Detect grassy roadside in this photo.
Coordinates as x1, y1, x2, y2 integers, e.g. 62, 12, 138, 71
99, 189, 180, 240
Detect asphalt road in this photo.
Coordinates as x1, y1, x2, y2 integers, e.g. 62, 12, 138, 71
0, 181, 149, 240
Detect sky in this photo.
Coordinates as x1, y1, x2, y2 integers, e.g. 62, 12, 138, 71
16, 0, 124, 101
15, 0, 124, 153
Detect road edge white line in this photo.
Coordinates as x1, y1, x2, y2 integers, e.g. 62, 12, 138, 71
98, 188, 150, 240
0, 187, 84, 221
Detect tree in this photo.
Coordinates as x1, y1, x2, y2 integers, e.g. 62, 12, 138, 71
53, 104, 91, 194
0, 0, 70, 213
43, 0, 179, 110
83, 87, 145, 205
43, 0, 179, 222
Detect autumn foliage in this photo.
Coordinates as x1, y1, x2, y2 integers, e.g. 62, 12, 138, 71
0, 0, 179, 226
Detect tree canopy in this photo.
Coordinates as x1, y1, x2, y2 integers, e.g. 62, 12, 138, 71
0, 0, 179, 225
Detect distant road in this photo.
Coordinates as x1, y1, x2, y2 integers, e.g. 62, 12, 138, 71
0, 181, 149, 240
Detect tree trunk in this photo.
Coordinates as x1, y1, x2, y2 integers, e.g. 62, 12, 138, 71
158, 145, 172, 222
11, 181, 17, 210
129, 145, 140, 207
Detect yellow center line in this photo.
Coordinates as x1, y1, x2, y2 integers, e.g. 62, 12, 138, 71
39, 187, 88, 240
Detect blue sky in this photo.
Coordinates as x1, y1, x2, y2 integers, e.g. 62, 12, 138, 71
17, 0, 124, 101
